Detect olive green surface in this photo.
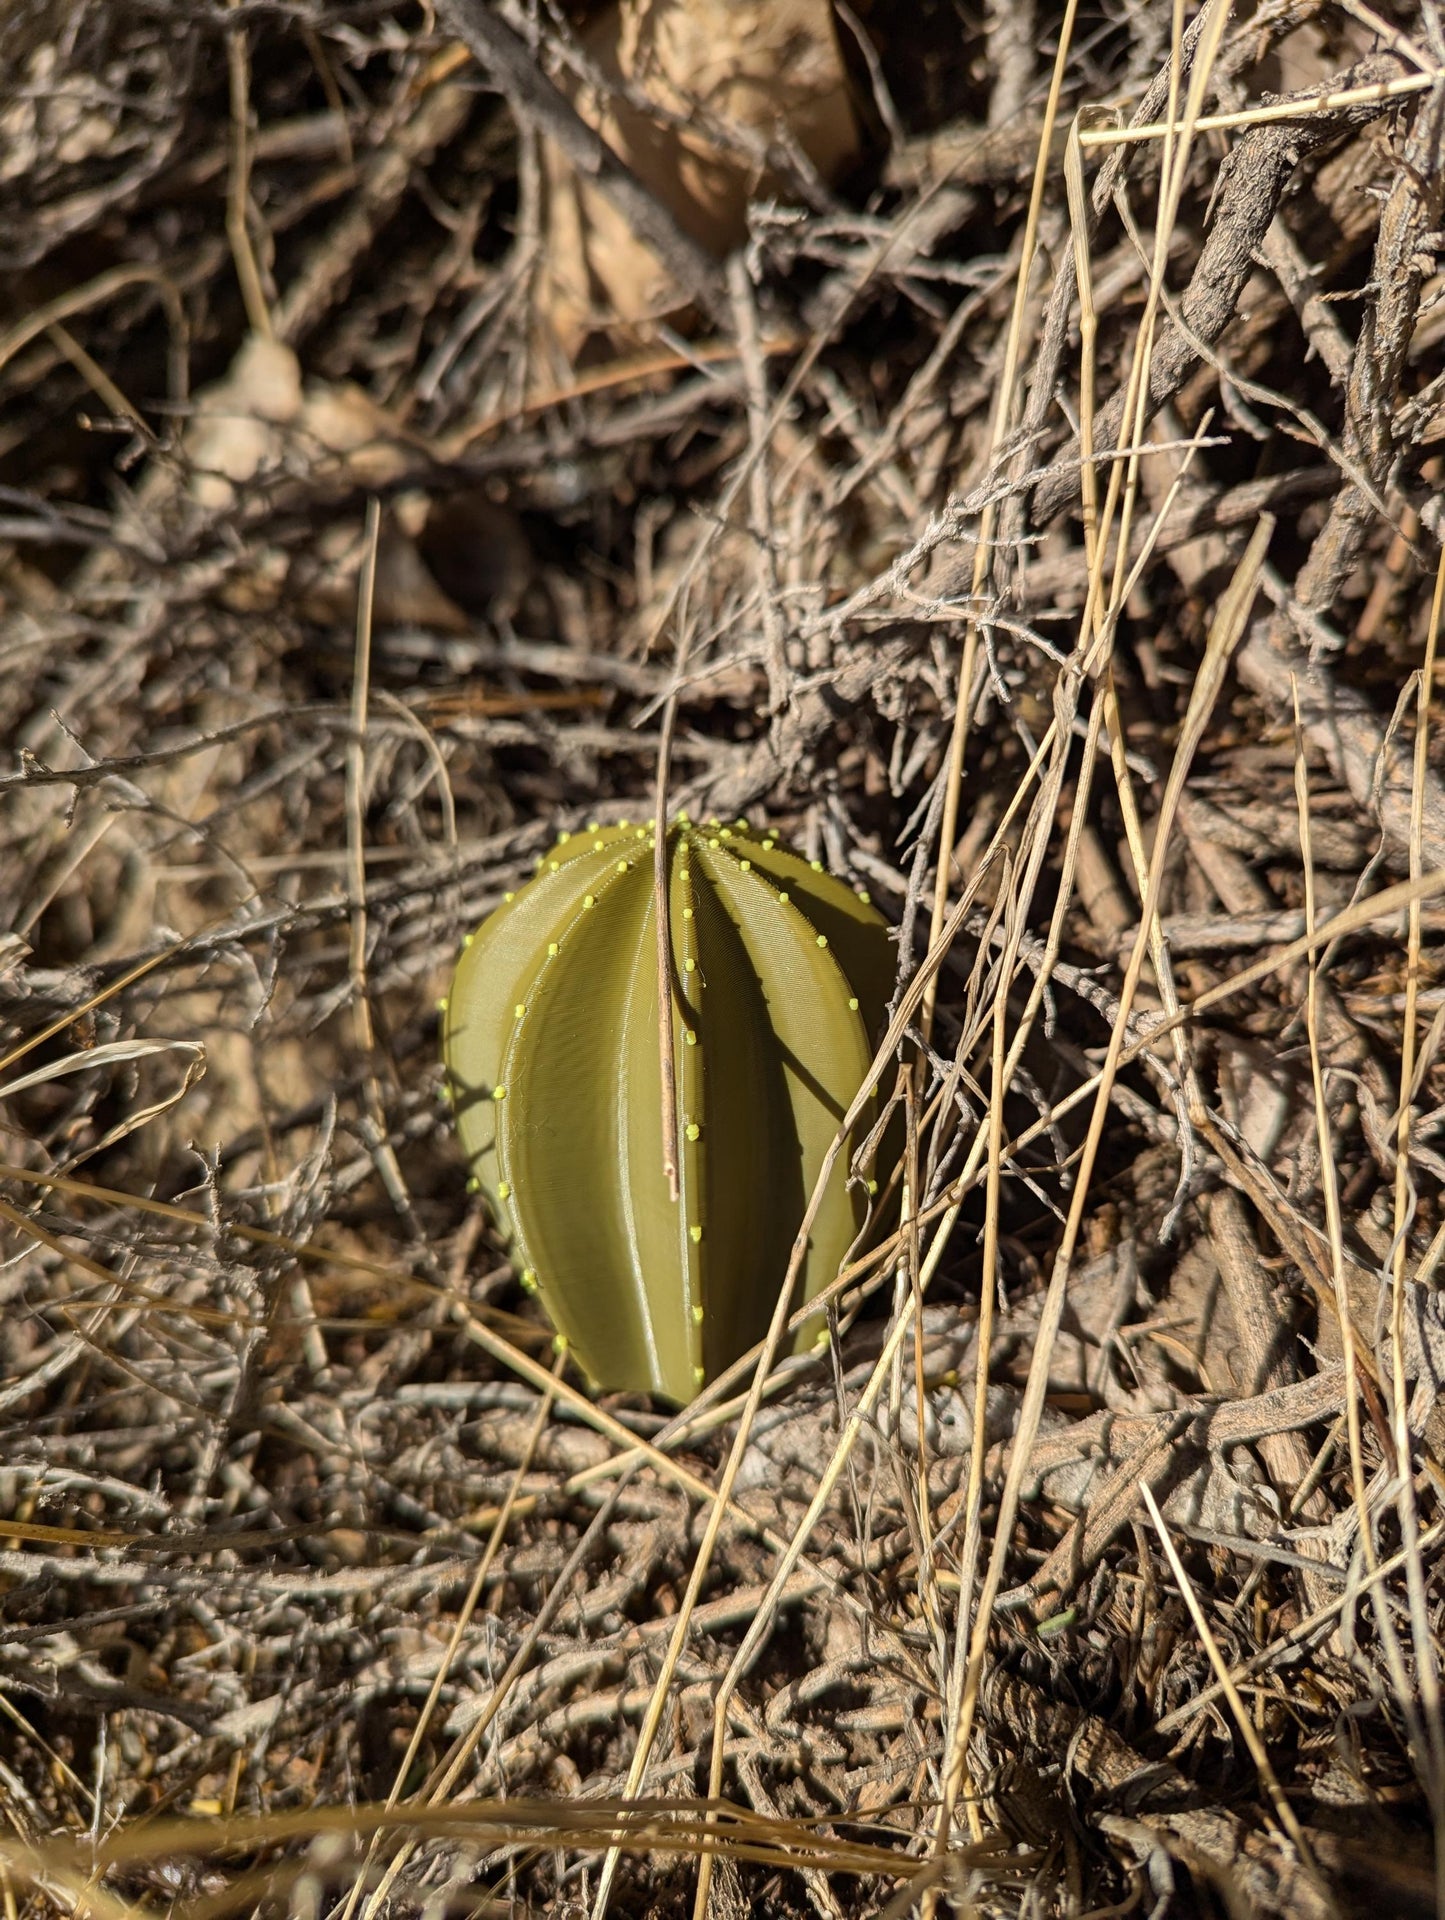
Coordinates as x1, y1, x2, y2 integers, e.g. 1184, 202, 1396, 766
441, 820, 894, 1403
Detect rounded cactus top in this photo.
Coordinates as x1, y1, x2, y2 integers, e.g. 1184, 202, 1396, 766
441, 818, 894, 1403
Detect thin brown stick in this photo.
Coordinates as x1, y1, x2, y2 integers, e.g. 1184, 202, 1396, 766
226, 5, 274, 339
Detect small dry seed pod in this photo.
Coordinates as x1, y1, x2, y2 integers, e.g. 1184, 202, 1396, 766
443, 820, 893, 1403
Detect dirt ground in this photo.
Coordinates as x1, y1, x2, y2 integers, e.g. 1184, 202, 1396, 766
1, 1, 1444, 1915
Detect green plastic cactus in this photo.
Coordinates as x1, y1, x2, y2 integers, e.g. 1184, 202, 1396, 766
441, 817, 894, 1403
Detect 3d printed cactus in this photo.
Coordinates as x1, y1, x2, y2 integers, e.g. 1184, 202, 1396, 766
441, 818, 894, 1403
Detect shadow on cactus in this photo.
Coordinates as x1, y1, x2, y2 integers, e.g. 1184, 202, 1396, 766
442, 818, 896, 1404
